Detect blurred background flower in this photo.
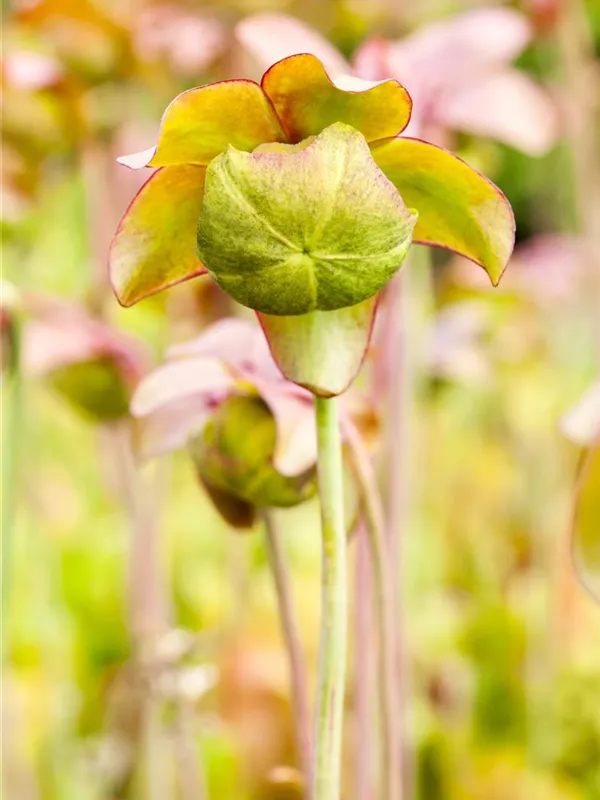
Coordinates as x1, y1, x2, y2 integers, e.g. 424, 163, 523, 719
131, 318, 317, 527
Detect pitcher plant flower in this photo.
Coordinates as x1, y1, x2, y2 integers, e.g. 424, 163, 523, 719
130, 318, 317, 528
109, 50, 515, 800
110, 51, 514, 398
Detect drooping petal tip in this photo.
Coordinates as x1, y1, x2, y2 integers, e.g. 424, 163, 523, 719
258, 297, 380, 397
371, 136, 515, 285
109, 166, 208, 307
116, 146, 157, 170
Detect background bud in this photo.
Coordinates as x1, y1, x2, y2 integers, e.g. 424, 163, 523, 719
188, 394, 317, 511
47, 357, 132, 420
197, 123, 417, 316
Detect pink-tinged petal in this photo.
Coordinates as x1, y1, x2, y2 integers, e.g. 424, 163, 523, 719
133, 397, 212, 461
261, 53, 412, 143
428, 301, 494, 385
168, 318, 281, 382
561, 379, 600, 447
133, 6, 225, 78
117, 146, 157, 169
22, 295, 147, 383
236, 12, 349, 76
371, 137, 515, 284
109, 166, 207, 307
383, 8, 532, 100
352, 37, 394, 81
441, 70, 559, 156
117, 80, 286, 169
3, 50, 64, 90
504, 234, 584, 301
449, 235, 585, 303
168, 318, 258, 361
249, 378, 316, 476
23, 316, 112, 377
130, 357, 233, 417
258, 297, 379, 397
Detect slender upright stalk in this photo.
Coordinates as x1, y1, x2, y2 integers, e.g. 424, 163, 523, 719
263, 509, 313, 790
143, 695, 167, 800
174, 699, 209, 800
109, 424, 169, 643
81, 137, 121, 316
556, 0, 600, 297
313, 395, 347, 800
1, 316, 22, 651
380, 271, 414, 797
344, 420, 402, 800
109, 424, 174, 800
552, 0, 600, 661
1, 316, 23, 800
379, 248, 432, 796
354, 523, 374, 800
380, 272, 411, 573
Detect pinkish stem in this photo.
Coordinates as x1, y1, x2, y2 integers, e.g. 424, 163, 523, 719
354, 522, 374, 799
263, 510, 313, 792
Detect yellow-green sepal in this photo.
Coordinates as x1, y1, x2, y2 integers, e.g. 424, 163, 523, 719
259, 297, 378, 397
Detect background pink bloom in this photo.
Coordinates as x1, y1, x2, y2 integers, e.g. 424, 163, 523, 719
238, 9, 559, 155
132, 318, 317, 477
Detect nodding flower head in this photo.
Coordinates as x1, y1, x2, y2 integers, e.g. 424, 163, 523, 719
130, 318, 318, 527
110, 52, 514, 396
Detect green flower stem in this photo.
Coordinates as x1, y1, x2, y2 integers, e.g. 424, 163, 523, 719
263, 510, 313, 789
313, 395, 347, 800
344, 418, 402, 800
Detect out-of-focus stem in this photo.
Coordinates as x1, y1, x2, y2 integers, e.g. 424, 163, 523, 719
344, 419, 402, 800
81, 137, 121, 316
263, 509, 313, 792
380, 270, 412, 798
382, 271, 412, 571
313, 395, 347, 800
1, 316, 22, 654
556, 0, 600, 333
354, 522, 374, 800
380, 246, 432, 796
554, 0, 600, 651
110, 423, 169, 644
110, 424, 172, 800
175, 699, 209, 800
1, 316, 23, 800
143, 695, 167, 800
